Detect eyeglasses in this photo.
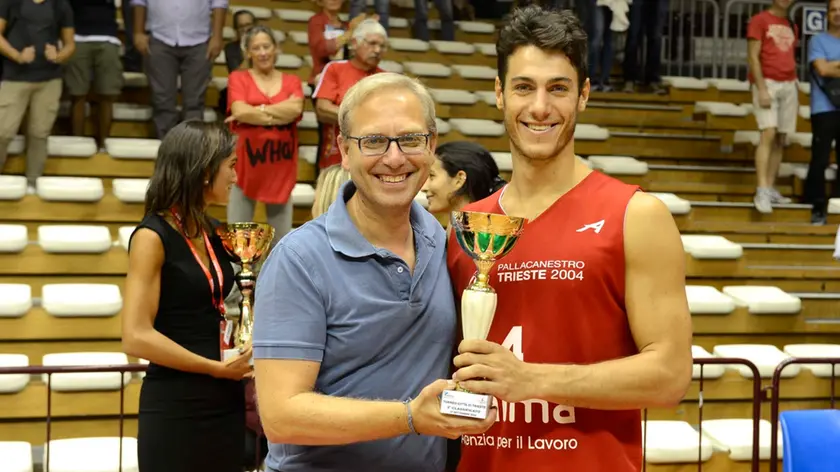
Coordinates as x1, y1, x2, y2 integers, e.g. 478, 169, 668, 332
361, 38, 388, 51
346, 133, 431, 156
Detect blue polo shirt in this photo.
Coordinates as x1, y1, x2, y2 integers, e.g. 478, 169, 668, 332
252, 181, 455, 472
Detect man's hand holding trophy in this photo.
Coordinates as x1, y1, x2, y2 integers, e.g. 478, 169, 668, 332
440, 210, 525, 420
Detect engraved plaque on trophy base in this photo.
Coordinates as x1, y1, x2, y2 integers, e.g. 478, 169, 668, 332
440, 390, 492, 420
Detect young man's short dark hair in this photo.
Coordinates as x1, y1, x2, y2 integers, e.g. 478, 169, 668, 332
496, 5, 589, 92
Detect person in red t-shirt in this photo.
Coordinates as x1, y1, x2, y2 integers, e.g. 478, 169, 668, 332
226, 25, 304, 247
746, 0, 799, 214
307, 0, 375, 87
312, 18, 387, 170
446, 6, 693, 472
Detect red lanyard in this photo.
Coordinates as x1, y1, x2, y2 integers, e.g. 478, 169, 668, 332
170, 209, 226, 317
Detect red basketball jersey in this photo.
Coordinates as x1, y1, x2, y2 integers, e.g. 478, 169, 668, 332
448, 170, 643, 472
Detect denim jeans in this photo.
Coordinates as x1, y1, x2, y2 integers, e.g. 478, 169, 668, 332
414, 0, 455, 41
587, 4, 614, 86
623, 0, 668, 84
349, 0, 391, 30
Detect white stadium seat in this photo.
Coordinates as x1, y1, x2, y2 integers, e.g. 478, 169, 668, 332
0, 224, 27, 253
662, 76, 709, 90
430, 89, 478, 105
230, 5, 271, 18
786, 132, 812, 148
215, 51, 228, 65
378, 60, 404, 74
274, 8, 314, 22
700, 419, 783, 461
694, 101, 749, 117
798, 105, 810, 120
712, 344, 801, 379
734, 130, 761, 146
435, 118, 451, 135
210, 77, 228, 91
680, 235, 743, 259
299, 111, 318, 130
113, 103, 153, 121
448, 119, 505, 137
276, 54, 304, 69
389, 17, 409, 28
44, 437, 138, 472
303, 83, 313, 98
414, 191, 429, 208
686, 286, 736, 315
137, 358, 149, 379
829, 197, 840, 214
289, 30, 308, 44
0, 441, 32, 472
783, 344, 840, 378
118, 226, 135, 251
642, 421, 714, 463
36, 177, 104, 202
303, 55, 313, 67
203, 108, 218, 123
0, 175, 27, 200
42, 284, 123, 317
705, 78, 750, 92
299, 146, 317, 165
292, 184, 315, 207
389, 38, 430, 52
42, 352, 131, 391
112, 179, 150, 204
47, 136, 97, 157
721, 286, 801, 314
0, 354, 30, 393
37, 225, 112, 253
122, 72, 147, 88
403, 62, 451, 77
7, 135, 24, 154
430, 40, 475, 55
691, 346, 726, 379
457, 21, 495, 34
0, 284, 32, 318
474, 91, 496, 106
105, 138, 160, 160
474, 42, 496, 56
647, 192, 692, 215
574, 124, 610, 141
799, 82, 810, 94
451, 64, 497, 80
587, 156, 649, 175
222, 26, 235, 40
491, 152, 512, 172
272, 29, 287, 43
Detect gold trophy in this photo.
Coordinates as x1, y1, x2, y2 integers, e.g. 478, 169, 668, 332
440, 211, 525, 420
216, 223, 275, 362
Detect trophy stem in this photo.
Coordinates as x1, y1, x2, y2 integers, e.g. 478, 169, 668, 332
234, 262, 257, 349
458, 288, 498, 394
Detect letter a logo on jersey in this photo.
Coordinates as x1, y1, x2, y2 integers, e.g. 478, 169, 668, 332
576, 219, 605, 234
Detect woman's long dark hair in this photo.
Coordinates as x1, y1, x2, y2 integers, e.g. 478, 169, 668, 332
144, 120, 237, 238
436, 141, 506, 203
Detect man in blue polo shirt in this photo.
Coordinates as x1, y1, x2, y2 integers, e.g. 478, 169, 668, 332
804, 0, 840, 225
252, 72, 495, 472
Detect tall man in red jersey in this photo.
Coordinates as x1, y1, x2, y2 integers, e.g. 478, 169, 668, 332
446, 6, 693, 472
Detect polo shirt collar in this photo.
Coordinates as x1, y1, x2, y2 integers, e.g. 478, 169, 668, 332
326, 181, 436, 258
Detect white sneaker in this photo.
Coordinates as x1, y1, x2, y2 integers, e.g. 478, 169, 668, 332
769, 188, 792, 204
754, 188, 773, 214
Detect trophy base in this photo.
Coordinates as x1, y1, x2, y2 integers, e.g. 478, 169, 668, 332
222, 348, 254, 367
440, 390, 492, 420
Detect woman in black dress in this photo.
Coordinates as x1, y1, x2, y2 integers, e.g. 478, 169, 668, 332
122, 120, 253, 472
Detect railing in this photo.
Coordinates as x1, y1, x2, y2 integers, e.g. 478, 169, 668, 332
642, 357, 763, 472
768, 357, 840, 472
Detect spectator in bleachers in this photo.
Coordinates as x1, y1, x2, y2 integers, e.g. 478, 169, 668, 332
413, 0, 455, 41
123, 120, 253, 472
621, 0, 667, 94
131, 0, 227, 139
225, 25, 305, 247
422, 141, 506, 232
349, 0, 389, 32
217, 8, 255, 117
746, 0, 798, 214
65, 0, 123, 150
121, 0, 142, 71
308, 0, 369, 87
313, 18, 387, 170
311, 163, 350, 217
586, 0, 614, 92
0, 0, 75, 191
252, 72, 494, 472
804, 0, 840, 225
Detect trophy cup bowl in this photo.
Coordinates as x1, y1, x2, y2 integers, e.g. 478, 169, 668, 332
216, 223, 275, 362
440, 211, 525, 420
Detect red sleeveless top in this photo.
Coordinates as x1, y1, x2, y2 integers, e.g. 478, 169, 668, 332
447, 171, 643, 472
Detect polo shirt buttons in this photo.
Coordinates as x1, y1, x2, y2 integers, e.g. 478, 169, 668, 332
397, 267, 404, 274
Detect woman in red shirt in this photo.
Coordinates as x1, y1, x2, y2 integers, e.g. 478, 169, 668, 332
226, 25, 304, 247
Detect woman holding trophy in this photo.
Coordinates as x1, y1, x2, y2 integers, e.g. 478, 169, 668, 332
122, 120, 255, 472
